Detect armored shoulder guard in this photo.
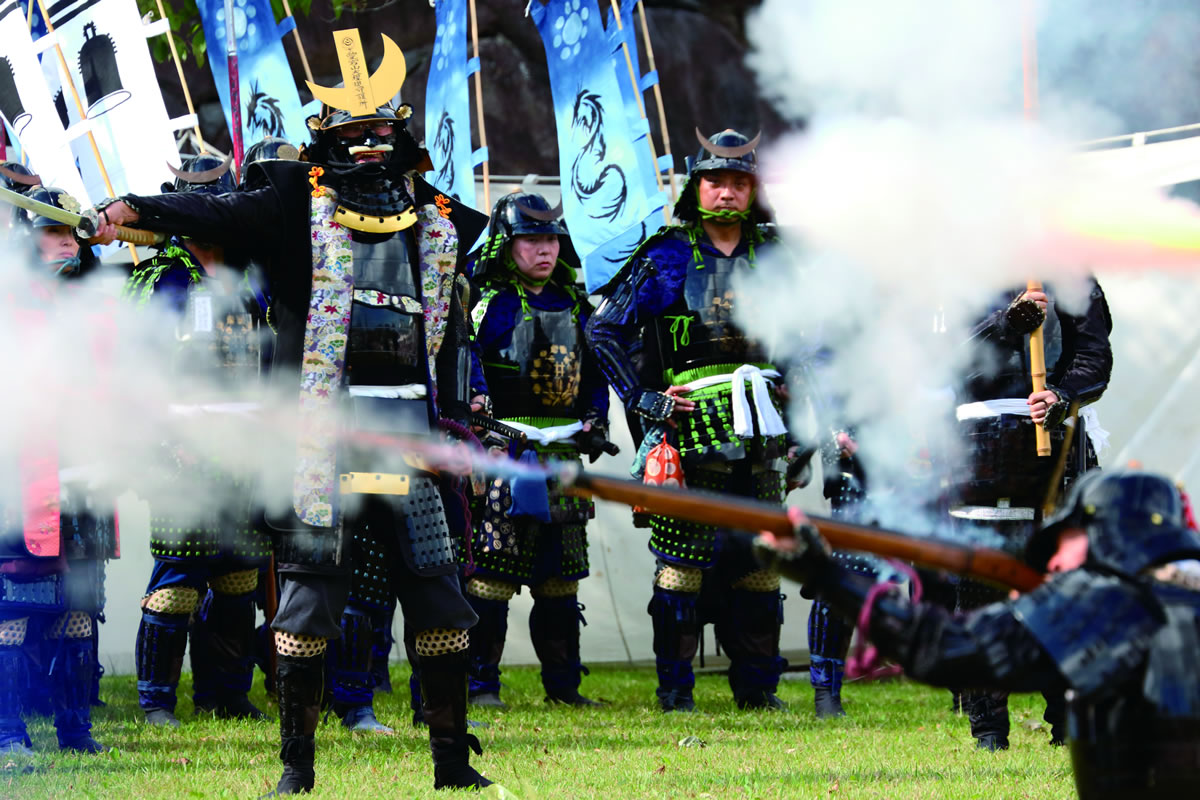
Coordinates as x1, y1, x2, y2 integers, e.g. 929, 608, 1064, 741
595, 225, 690, 296
1012, 569, 1161, 696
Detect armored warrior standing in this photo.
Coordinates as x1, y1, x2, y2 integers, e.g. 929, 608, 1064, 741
93, 33, 493, 794
951, 280, 1112, 749
586, 130, 790, 712
125, 153, 273, 727
463, 192, 611, 708
0, 188, 117, 756
760, 469, 1200, 800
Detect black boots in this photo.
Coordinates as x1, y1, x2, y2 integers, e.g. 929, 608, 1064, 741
273, 653, 323, 795
135, 611, 189, 727
530, 595, 602, 706
718, 590, 787, 711
465, 594, 508, 708
649, 587, 699, 712
966, 689, 1011, 751
811, 659, 846, 719
420, 650, 492, 790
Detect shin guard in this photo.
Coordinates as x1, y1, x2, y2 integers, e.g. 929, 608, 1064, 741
136, 611, 189, 714
648, 586, 699, 711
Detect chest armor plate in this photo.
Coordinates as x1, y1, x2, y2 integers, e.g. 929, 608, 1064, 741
178, 284, 262, 386
347, 233, 424, 386
654, 253, 769, 377
484, 304, 582, 419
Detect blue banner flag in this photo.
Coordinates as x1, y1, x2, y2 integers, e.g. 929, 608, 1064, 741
532, 0, 664, 292
195, 0, 312, 150
424, 0, 475, 206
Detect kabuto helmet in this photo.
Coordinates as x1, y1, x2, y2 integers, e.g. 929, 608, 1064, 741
0, 161, 41, 195
674, 128, 774, 225
244, 136, 300, 166
1026, 470, 1200, 577
241, 137, 300, 190
0, 162, 41, 228
165, 153, 236, 195
20, 185, 83, 229
300, 30, 428, 232
473, 191, 580, 285
303, 33, 425, 172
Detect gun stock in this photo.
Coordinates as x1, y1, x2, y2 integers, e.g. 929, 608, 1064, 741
566, 471, 1043, 593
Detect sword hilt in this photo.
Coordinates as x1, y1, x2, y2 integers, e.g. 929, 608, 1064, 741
77, 210, 165, 246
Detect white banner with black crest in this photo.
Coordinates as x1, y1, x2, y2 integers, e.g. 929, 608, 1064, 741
37, 0, 183, 199
0, 0, 87, 200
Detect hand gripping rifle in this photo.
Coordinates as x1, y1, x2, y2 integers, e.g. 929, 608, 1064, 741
560, 467, 1044, 593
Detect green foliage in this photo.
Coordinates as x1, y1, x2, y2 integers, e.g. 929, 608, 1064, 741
5, 666, 1076, 799
135, 0, 208, 68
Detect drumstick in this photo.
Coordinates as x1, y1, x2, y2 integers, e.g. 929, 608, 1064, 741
1027, 279, 1051, 457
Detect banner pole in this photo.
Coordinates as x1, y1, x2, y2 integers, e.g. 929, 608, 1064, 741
1021, 0, 1050, 458
278, 0, 314, 85
634, 0, 675, 202
33, 0, 140, 264
153, 0, 207, 153
608, 0, 668, 224
467, 0, 490, 210
223, 0, 243, 177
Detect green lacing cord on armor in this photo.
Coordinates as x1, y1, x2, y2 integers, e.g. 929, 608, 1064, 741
665, 315, 693, 350
123, 244, 203, 305
513, 279, 534, 321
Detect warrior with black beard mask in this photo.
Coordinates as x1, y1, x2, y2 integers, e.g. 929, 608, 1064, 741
87, 30, 495, 795
587, 129, 798, 714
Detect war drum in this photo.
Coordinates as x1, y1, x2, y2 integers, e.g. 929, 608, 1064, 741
952, 414, 1066, 509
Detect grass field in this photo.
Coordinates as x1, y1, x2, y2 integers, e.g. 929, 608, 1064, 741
1, 665, 1076, 800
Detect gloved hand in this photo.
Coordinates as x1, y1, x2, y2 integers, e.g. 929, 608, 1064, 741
1004, 292, 1046, 335
574, 422, 619, 463
753, 507, 831, 586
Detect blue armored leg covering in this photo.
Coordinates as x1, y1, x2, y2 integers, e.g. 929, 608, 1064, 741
90, 627, 105, 708
530, 596, 601, 706
329, 607, 390, 732
136, 611, 189, 715
0, 646, 31, 752
719, 590, 787, 710
371, 606, 395, 694
52, 637, 102, 752
22, 640, 53, 718
648, 586, 699, 712
808, 602, 850, 716
465, 593, 509, 704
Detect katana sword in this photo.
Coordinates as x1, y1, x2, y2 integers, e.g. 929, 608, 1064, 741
0, 185, 163, 246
